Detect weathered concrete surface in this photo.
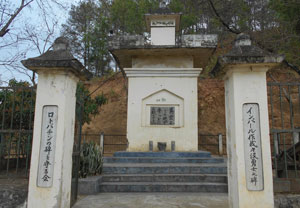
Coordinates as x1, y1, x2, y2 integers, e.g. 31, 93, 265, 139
73, 193, 229, 208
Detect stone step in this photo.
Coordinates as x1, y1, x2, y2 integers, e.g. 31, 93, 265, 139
101, 173, 227, 183
113, 151, 211, 158
103, 157, 224, 164
100, 182, 228, 193
102, 163, 227, 174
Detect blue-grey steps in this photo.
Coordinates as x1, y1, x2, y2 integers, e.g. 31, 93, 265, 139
100, 182, 228, 193
103, 157, 224, 164
101, 174, 227, 183
113, 151, 211, 158
100, 151, 228, 193
102, 163, 227, 174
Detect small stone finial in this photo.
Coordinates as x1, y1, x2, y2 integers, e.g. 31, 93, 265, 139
159, 0, 170, 8
53, 37, 69, 51
234, 33, 251, 47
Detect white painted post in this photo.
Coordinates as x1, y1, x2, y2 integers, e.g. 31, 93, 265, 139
274, 133, 279, 156
211, 34, 284, 208
218, 134, 223, 155
22, 37, 86, 208
293, 131, 299, 144
100, 132, 104, 155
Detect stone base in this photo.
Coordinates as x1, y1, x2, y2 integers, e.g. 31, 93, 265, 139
274, 178, 300, 193
78, 176, 102, 195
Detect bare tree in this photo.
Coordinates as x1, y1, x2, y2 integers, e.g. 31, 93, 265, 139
0, 0, 34, 38
0, 0, 67, 85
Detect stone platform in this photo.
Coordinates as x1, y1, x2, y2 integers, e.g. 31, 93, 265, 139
73, 193, 229, 208
100, 151, 227, 193
73, 193, 300, 208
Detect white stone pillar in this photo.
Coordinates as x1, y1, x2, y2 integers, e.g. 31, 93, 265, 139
211, 34, 284, 208
22, 37, 86, 208
224, 66, 273, 208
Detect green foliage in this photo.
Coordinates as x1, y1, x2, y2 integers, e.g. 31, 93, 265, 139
0, 79, 35, 162
79, 141, 103, 178
269, 0, 300, 24
269, 0, 300, 36
110, 0, 158, 35
268, 0, 300, 66
7, 79, 31, 88
61, 0, 300, 72
62, 0, 159, 76
76, 82, 107, 125
0, 79, 35, 130
62, 0, 112, 76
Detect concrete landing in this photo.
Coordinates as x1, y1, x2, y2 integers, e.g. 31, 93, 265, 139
113, 151, 212, 158
73, 193, 229, 208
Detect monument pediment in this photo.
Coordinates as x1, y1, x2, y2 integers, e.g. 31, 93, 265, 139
142, 89, 184, 127
142, 89, 183, 103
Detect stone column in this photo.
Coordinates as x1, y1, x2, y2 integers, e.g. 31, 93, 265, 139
211, 34, 284, 208
22, 37, 87, 208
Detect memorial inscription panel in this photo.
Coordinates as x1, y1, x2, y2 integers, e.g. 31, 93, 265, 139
151, 20, 175, 27
37, 106, 58, 188
150, 106, 175, 125
243, 103, 264, 191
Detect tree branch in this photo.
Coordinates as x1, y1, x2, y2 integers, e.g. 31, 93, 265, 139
0, 0, 34, 37
207, 0, 240, 34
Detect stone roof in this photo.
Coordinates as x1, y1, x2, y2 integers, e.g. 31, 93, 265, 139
147, 7, 179, 15
108, 34, 218, 70
211, 33, 284, 77
26, 49, 75, 61
22, 37, 92, 80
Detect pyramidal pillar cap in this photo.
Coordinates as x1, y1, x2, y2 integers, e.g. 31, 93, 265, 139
21, 37, 92, 80
211, 33, 284, 77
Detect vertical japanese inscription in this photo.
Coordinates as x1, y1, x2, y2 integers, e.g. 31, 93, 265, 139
150, 106, 175, 125
37, 106, 58, 187
243, 103, 264, 191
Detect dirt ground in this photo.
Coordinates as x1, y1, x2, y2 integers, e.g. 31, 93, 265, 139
0, 178, 28, 208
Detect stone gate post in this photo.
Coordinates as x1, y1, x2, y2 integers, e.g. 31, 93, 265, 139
22, 37, 86, 208
212, 34, 284, 208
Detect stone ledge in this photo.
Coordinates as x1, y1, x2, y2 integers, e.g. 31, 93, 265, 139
108, 34, 217, 50
124, 68, 202, 77
274, 178, 300, 193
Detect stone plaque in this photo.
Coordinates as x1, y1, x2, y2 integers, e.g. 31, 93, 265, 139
243, 103, 264, 191
37, 106, 58, 188
151, 20, 175, 27
150, 106, 175, 125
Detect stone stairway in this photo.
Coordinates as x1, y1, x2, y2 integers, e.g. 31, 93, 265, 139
100, 151, 228, 192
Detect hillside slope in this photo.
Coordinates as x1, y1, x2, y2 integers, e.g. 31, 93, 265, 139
83, 67, 300, 133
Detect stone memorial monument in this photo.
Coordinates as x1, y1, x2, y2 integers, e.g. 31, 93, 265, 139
109, 7, 218, 152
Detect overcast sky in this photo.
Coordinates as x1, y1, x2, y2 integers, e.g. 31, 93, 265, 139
0, 0, 79, 85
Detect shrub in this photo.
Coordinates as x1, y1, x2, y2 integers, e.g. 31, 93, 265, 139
79, 141, 102, 178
